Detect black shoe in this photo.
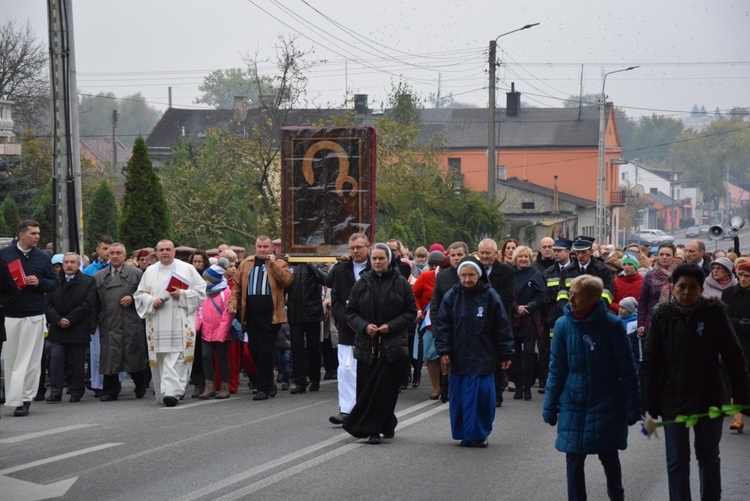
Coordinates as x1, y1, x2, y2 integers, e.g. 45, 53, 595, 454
412, 371, 421, 388
399, 382, 408, 391
290, 384, 306, 394
163, 395, 178, 407
134, 387, 147, 399
94, 390, 103, 398
34, 392, 46, 402
281, 381, 290, 391
514, 387, 524, 400
323, 371, 337, 380
495, 399, 503, 408
100, 394, 118, 402
309, 382, 320, 392
382, 430, 395, 439
14, 401, 31, 416
69, 395, 82, 403
524, 388, 532, 401
46, 395, 62, 404
460, 439, 488, 448
538, 386, 546, 394
329, 413, 349, 425
253, 391, 269, 401
507, 386, 517, 393
367, 435, 381, 445
269, 384, 278, 398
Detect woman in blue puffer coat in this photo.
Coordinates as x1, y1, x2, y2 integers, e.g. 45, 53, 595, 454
543, 275, 641, 501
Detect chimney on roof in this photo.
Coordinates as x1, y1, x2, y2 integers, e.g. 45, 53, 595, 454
233, 96, 248, 123
354, 94, 368, 114
506, 82, 521, 117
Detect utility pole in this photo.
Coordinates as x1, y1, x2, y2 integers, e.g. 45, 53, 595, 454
48, 0, 83, 254
487, 23, 539, 200
112, 109, 118, 180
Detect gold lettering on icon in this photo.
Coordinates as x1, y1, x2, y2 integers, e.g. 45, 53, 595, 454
301, 140, 358, 198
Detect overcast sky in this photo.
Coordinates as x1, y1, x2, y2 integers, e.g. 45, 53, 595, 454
5, 0, 749, 119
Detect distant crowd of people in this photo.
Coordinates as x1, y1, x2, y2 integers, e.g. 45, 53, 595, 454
1, 219, 749, 501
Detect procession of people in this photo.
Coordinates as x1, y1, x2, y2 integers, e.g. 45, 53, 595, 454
2, 218, 750, 501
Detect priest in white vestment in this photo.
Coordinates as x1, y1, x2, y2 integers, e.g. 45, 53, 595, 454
134, 240, 206, 406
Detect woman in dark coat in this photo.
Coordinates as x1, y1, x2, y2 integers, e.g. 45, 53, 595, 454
509, 245, 546, 400
642, 263, 750, 501
433, 256, 513, 448
543, 274, 640, 501
343, 243, 417, 444
722, 260, 750, 433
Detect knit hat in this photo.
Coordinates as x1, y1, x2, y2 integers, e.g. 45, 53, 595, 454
709, 256, 733, 274
429, 243, 445, 253
427, 250, 444, 266
619, 296, 638, 315
203, 257, 229, 296
51, 253, 64, 265
737, 261, 750, 273
621, 255, 639, 267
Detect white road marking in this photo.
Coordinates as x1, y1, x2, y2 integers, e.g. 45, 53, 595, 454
0, 443, 123, 475
176, 401, 447, 501
0, 424, 99, 444
217, 404, 449, 500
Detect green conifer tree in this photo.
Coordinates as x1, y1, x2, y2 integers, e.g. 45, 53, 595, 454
119, 136, 171, 250
0, 205, 9, 235
31, 183, 55, 245
85, 180, 120, 254
2, 196, 21, 234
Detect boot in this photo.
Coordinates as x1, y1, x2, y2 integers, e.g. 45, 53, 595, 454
215, 382, 230, 399
729, 413, 744, 433
191, 375, 208, 398
198, 380, 216, 400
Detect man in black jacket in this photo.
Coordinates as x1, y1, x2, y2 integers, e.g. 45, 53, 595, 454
44, 253, 96, 403
539, 237, 573, 394
326, 233, 370, 425
685, 239, 712, 277
0, 220, 57, 416
0, 258, 21, 404
477, 238, 515, 407
287, 262, 328, 394
557, 236, 615, 309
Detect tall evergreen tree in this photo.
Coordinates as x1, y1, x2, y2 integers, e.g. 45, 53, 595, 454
2, 196, 21, 233
119, 136, 171, 251
0, 205, 9, 235
31, 183, 54, 245
85, 180, 120, 254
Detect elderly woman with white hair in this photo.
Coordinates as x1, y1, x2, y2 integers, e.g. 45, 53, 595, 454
433, 256, 514, 448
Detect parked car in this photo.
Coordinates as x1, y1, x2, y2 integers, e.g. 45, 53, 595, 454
684, 226, 700, 238
699, 225, 711, 238
639, 229, 674, 246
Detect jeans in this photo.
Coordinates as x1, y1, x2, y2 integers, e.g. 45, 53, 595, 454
566, 451, 624, 501
663, 418, 723, 501
275, 348, 291, 382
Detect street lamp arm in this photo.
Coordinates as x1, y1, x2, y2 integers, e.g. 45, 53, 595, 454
493, 23, 540, 43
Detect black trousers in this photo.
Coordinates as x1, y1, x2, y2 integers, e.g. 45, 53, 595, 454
103, 370, 147, 397
538, 327, 552, 388
513, 331, 538, 389
290, 321, 321, 385
49, 341, 86, 398
245, 312, 280, 394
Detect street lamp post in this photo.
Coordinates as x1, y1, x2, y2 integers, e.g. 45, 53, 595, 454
596, 66, 639, 245
488, 23, 539, 199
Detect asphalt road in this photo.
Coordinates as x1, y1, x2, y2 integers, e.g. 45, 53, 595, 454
1, 372, 748, 501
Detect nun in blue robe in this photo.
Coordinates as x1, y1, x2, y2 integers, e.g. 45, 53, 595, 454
433, 256, 514, 447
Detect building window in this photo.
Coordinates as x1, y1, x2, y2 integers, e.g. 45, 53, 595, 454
448, 158, 461, 174
622, 172, 628, 181
521, 202, 535, 210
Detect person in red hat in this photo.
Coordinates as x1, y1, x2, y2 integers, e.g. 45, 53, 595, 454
721, 259, 750, 433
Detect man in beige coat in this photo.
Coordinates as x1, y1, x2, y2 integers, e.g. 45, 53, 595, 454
228, 235, 293, 400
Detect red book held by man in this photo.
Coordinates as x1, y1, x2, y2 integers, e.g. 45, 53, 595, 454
166, 271, 191, 293
8, 259, 27, 289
